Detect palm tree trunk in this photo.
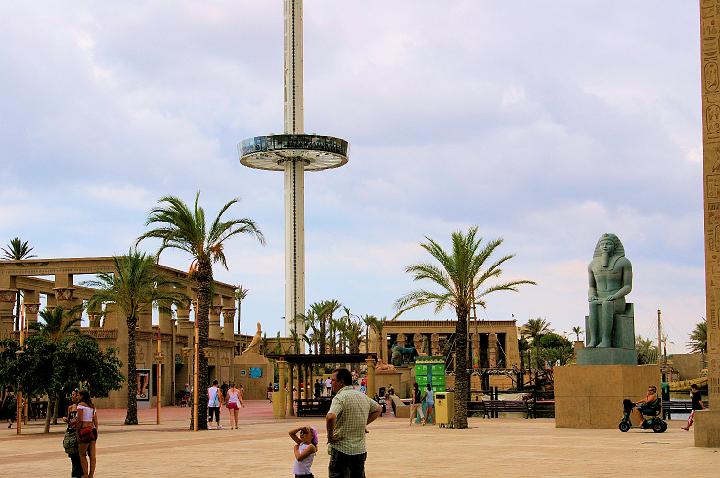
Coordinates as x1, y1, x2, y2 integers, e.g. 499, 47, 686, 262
319, 317, 326, 355
125, 315, 139, 425
453, 308, 469, 429
43, 394, 54, 433
195, 259, 212, 430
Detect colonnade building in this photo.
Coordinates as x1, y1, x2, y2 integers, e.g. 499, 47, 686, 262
0, 257, 260, 407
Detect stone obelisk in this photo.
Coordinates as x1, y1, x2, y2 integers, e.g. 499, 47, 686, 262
696, 0, 720, 447
283, 0, 305, 338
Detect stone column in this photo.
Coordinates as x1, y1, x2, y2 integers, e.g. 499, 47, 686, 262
472, 333, 480, 369
45, 293, 57, 312
366, 357, 376, 397
138, 307, 152, 331
278, 359, 287, 418
176, 303, 192, 337
222, 307, 236, 342
23, 290, 40, 326
697, 0, 720, 447
0, 288, 17, 337
488, 333, 498, 368
159, 306, 173, 334
209, 298, 222, 340
288, 364, 295, 416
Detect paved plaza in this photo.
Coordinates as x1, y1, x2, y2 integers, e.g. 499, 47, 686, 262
1, 401, 717, 477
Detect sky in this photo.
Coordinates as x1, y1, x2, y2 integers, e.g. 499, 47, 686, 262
0, 1, 706, 353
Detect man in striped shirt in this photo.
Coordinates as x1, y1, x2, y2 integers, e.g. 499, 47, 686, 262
326, 368, 381, 478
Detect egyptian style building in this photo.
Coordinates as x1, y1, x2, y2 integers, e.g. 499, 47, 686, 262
0, 257, 270, 407
373, 319, 522, 370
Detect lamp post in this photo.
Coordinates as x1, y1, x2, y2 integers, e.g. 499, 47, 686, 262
155, 327, 163, 425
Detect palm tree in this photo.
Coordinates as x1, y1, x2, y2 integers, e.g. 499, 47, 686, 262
688, 318, 707, 354
30, 305, 83, 432
521, 318, 553, 368
361, 315, 378, 353
2, 237, 37, 330
83, 250, 188, 425
137, 192, 264, 429
636, 336, 658, 365
371, 316, 387, 361
395, 227, 535, 429
234, 285, 249, 335
571, 326, 583, 342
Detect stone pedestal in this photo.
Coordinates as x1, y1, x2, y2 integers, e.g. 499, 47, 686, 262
555, 364, 659, 429
694, 409, 720, 447
576, 347, 637, 365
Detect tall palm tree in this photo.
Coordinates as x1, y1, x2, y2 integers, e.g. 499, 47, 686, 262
2, 237, 37, 330
361, 315, 378, 353
83, 250, 188, 425
571, 326, 583, 342
234, 285, 249, 335
688, 318, 707, 354
521, 318, 553, 368
30, 305, 83, 432
371, 316, 387, 361
137, 192, 264, 429
395, 227, 535, 429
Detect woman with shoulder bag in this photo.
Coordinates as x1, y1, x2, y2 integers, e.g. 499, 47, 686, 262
226, 383, 244, 429
76, 390, 98, 478
62, 389, 83, 478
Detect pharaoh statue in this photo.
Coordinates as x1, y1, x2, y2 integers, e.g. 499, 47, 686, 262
586, 233, 632, 348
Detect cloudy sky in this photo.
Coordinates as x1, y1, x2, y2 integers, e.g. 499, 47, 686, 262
0, 1, 705, 353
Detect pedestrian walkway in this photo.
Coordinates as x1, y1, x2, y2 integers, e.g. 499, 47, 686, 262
1, 401, 717, 477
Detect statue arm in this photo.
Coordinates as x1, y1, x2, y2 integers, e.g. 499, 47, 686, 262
607, 260, 632, 301
588, 264, 598, 301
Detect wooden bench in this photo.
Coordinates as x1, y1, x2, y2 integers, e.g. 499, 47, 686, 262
527, 400, 555, 418
468, 400, 530, 418
662, 400, 709, 419
295, 398, 331, 417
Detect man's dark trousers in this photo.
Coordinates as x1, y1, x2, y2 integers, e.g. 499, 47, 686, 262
328, 449, 367, 478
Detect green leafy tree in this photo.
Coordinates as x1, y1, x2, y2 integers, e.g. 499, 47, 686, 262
571, 326, 583, 342
538, 333, 573, 367
636, 336, 658, 365
137, 192, 264, 430
395, 227, 535, 429
1, 237, 37, 330
83, 250, 188, 425
521, 318, 552, 368
688, 318, 707, 354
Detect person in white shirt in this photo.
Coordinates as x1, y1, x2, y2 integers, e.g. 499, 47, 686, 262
289, 425, 317, 478
207, 380, 223, 429
325, 377, 332, 397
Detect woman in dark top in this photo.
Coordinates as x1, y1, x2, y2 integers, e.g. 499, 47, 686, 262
409, 382, 425, 425
62, 389, 83, 478
682, 384, 704, 431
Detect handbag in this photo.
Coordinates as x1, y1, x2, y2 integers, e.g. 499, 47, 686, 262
63, 428, 78, 454
77, 426, 96, 443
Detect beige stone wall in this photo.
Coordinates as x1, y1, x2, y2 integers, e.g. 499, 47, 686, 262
670, 353, 705, 380
554, 364, 660, 429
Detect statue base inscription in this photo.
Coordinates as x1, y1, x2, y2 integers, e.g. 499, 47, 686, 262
554, 364, 659, 429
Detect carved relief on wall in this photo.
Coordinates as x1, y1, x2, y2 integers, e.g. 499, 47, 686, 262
0, 289, 17, 303
707, 105, 720, 135
706, 62, 719, 92
412, 333, 422, 348
707, 174, 720, 198
137, 344, 145, 364
221, 351, 231, 366
209, 305, 223, 317
431, 333, 440, 356
396, 333, 406, 347
53, 287, 75, 301
24, 303, 41, 314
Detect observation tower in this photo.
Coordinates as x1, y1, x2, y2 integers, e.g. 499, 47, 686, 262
239, 0, 348, 339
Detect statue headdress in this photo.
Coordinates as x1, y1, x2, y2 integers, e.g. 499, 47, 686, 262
593, 233, 625, 258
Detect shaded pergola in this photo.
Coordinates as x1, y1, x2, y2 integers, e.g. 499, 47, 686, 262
265, 353, 378, 417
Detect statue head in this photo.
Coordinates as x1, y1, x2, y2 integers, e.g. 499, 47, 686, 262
593, 233, 625, 258
592, 233, 626, 269
256, 322, 262, 332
